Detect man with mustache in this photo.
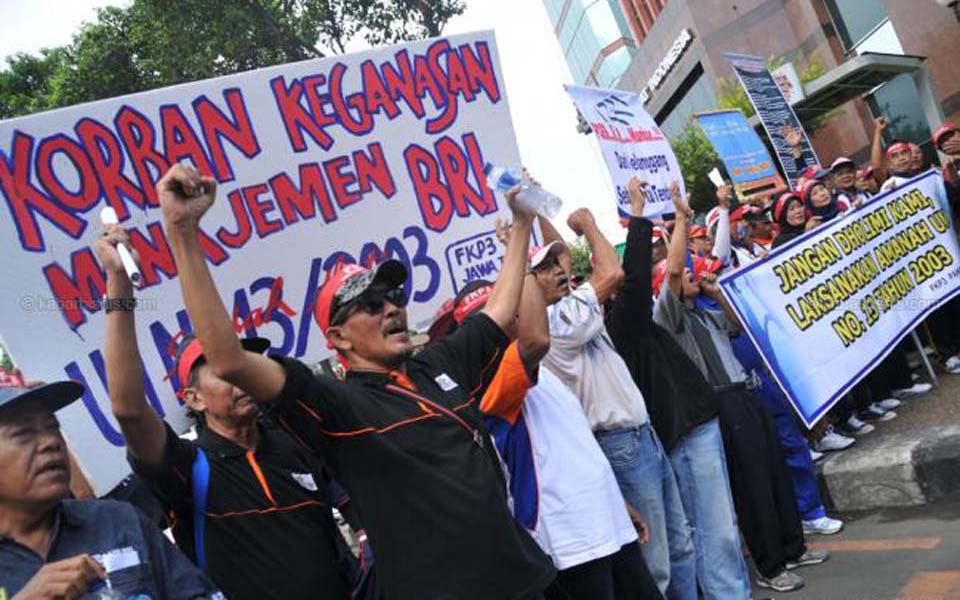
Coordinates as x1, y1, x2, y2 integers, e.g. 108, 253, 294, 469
159, 164, 555, 600
95, 225, 357, 600
0, 382, 221, 599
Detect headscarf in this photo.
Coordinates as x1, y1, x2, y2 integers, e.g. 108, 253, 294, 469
800, 179, 841, 222
772, 192, 805, 249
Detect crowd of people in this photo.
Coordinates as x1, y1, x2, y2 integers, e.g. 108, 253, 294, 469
1, 116, 959, 600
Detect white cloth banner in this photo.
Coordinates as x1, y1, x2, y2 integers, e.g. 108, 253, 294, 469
565, 84, 685, 218
0, 31, 522, 493
720, 171, 959, 427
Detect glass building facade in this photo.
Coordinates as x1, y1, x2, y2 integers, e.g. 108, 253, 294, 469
543, 0, 639, 87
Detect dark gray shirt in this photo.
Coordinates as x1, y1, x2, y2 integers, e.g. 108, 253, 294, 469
0, 499, 221, 599
653, 288, 748, 385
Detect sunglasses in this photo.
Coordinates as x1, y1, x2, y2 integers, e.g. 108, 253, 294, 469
331, 287, 408, 327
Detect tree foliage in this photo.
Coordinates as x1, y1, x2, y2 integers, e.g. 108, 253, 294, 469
568, 239, 593, 281
670, 123, 722, 214
0, 0, 465, 119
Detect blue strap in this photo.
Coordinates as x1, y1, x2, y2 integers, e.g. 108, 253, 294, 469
191, 447, 210, 570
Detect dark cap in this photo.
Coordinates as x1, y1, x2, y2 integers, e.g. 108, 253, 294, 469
0, 381, 84, 419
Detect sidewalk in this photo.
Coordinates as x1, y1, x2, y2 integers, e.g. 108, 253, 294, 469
820, 371, 960, 513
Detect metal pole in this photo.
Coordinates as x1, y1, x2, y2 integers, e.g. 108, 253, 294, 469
911, 329, 939, 386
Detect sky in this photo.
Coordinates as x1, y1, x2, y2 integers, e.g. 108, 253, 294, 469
0, 0, 624, 243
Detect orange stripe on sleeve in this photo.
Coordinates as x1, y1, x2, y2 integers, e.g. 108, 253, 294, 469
479, 342, 532, 425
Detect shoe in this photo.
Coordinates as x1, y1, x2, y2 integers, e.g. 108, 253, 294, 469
802, 516, 844, 535
892, 383, 932, 398
877, 397, 902, 410
757, 569, 805, 592
912, 372, 921, 381
787, 548, 830, 569
944, 355, 960, 374
839, 414, 875, 436
810, 449, 825, 462
860, 404, 897, 422
814, 426, 855, 452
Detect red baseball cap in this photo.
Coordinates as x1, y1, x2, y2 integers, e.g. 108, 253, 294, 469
688, 225, 708, 240
313, 259, 408, 337
652, 226, 668, 244
933, 122, 958, 149
692, 255, 723, 280
174, 333, 270, 393
830, 157, 856, 171
452, 280, 494, 324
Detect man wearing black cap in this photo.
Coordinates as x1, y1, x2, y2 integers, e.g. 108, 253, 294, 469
0, 382, 221, 599
95, 225, 355, 600
158, 163, 555, 600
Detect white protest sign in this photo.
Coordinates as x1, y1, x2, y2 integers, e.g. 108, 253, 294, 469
565, 84, 685, 218
720, 171, 959, 427
0, 31, 522, 494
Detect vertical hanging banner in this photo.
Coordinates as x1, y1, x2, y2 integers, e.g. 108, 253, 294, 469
695, 109, 785, 199
565, 84, 685, 218
0, 31, 522, 494
719, 171, 958, 427
723, 52, 818, 187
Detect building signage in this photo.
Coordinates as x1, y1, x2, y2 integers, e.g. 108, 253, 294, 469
640, 28, 694, 104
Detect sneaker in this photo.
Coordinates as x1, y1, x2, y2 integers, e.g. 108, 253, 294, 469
757, 569, 805, 592
814, 426, 855, 452
945, 356, 960, 374
840, 414, 875, 436
877, 397, 902, 410
786, 548, 830, 569
810, 449, 825, 462
892, 383, 932, 398
860, 404, 897, 422
802, 516, 844, 535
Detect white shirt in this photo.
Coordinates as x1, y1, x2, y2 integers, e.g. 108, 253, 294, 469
543, 283, 649, 431
518, 367, 638, 569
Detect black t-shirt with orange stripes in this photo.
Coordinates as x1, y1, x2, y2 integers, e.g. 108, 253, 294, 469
269, 312, 556, 600
129, 421, 353, 600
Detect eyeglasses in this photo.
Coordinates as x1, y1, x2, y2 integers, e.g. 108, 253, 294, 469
330, 287, 408, 327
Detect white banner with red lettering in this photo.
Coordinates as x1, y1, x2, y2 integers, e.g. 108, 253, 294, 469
0, 31, 522, 494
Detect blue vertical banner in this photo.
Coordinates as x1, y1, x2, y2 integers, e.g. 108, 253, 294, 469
723, 52, 819, 187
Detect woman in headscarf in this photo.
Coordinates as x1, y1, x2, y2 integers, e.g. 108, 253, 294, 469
801, 179, 847, 224
771, 192, 809, 250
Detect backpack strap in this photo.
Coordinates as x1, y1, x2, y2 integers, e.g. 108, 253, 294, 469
191, 447, 211, 570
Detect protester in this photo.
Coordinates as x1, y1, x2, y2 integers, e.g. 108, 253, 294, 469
158, 163, 556, 600
442, 268, 662, 600
94, 225, 356, 600
801, 179, 847, 222
0, 383, 222, 599
534, 208, 697, 599
830, 157, 868, 208
688, 224, 712, 257
653, 182, 826, 593
856, 166, 880, 196
772, 192, 812, 249
606, 178, 752, 599
909, 143, 925, 174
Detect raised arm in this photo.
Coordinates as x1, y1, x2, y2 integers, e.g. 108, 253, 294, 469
515, 274, 550, 376
608, 177, 653, 341
159, 164, 285, 404
871, 117, 889, 181
712, 184, 733, 263
483, 186, 536, 330
665, 182, 691, 297
95, 225, 167, 466
537, 214, 572, 277
568, 208, 624, 305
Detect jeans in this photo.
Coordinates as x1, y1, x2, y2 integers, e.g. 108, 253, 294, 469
596, 423, 697, 600
668, 418, 752, 599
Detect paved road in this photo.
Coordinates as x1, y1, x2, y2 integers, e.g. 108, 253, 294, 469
750, 502, 960, 600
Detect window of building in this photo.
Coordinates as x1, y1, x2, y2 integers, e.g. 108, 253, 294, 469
867, 73, 936, 163
654, 64, 717, 139
822, 0, 888, 50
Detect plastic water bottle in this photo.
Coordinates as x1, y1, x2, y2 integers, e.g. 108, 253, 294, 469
483, 163, 562, 218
